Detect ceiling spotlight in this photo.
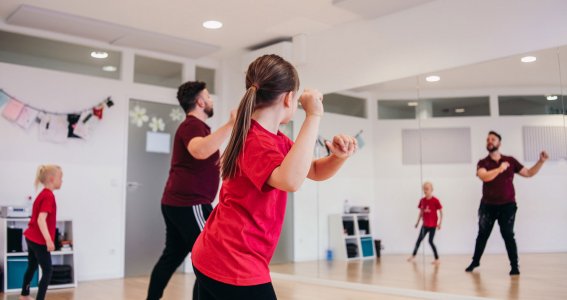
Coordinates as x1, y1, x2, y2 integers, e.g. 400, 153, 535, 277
408, 102, 418, 107
547, 95, 558, 101
455, 108, 465, 113
521, 56, 537, 63
426, 75, 440, 82
102, 65, 117, 72
203, 20, 223, 29
91, 51, 109, 59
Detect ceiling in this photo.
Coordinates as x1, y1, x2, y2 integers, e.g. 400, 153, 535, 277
0, 0, 438, 59
352, 45, 567, 95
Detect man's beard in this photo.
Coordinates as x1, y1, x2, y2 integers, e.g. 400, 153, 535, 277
487, 144, 498, 153
204, 106, 214, 118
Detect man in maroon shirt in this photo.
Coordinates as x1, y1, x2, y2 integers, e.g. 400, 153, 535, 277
147, 81, 235, 300
465, 131, 548, 276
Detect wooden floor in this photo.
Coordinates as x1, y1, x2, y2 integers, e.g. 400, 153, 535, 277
0, 274, 420, 300
1, 253, 564, 299
271, 253, 567, 300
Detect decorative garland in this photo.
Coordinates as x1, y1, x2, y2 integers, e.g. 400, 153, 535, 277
0, 89, 113, 142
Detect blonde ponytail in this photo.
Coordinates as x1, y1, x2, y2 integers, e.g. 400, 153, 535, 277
34, 165, 45, 190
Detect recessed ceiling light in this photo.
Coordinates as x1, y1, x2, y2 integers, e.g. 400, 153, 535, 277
91, 51, 109, 59
408, 102, 418, 107
203, 20, 223, 29
547, 95, 558, 101
425, 75, 440, 82
521, 56, 536, 63
102, 65, 117, 72
455, 108, 465, 113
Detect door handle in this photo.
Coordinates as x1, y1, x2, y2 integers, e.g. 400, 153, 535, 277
127, 182, 142, 190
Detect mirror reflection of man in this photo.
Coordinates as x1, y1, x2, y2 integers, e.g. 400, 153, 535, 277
466, 131, 548, 276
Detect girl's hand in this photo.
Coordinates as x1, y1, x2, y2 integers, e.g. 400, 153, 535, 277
300, 89, 324, 117
326, 135, 357, 158
437, 224, 442, 230
46, 240, 55, 252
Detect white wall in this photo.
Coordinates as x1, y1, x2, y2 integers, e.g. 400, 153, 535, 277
0, 24, 222, 280
373, 89, 567, 256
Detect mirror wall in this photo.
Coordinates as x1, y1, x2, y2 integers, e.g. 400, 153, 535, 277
413, 46, 566, 298
272, 46, 567, 299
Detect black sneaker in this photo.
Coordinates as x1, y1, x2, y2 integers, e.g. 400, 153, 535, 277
509, 267, 520, 276
465, 261, 480, 272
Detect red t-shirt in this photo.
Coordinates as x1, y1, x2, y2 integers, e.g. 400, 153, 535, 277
24, 188, 57, 245
162, 115, 221, 206
418, 196, 442, 228
477, 155, 524, 205
192, 120, 293, 286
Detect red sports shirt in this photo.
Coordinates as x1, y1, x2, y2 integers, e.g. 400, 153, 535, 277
418, 196, 442, 228
24, 188, 57, 245
192, 120, 293, 286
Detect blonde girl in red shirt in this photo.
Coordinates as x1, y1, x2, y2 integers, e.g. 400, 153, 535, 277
20, 165, 62, 300
407, 181, 443, 265
191, 54, 357, 299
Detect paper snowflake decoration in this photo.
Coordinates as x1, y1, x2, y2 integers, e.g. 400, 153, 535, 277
149, 117, 165, 132
170, 108, 185, 122
129, 105, 149, 127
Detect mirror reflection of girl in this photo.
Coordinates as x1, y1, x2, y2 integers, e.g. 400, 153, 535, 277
191, 54, 357, 300
407, 181, 443, 265
20, 165, 63, 300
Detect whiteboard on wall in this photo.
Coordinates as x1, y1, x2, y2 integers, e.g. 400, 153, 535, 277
523, 126, 567, 161
402, 128, 472, 164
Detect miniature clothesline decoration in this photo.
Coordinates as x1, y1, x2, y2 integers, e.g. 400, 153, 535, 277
0, 88, 114, 142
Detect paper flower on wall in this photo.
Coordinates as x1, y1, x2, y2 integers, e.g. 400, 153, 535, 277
170, 108, 185, 122
148, 117, 165, 132
130, 105, 149, 127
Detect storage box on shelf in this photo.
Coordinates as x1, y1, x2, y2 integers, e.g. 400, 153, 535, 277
0, 218, 77, 292
328, 213, 376, 260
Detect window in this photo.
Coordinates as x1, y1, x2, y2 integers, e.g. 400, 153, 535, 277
196, 66, 216, 94
320, 93, 367, 118
426, 96, 490, 117
499, 95, 565, 116
378, 97, 490, 119
134, 55, 182, 89
377, 100, 417, 120
0, 30, 120, 79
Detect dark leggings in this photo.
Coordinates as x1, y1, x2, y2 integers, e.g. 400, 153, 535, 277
412, 226, 439, 259
193, 266, 277, 300
21, 238, 52, 300
471, 202, 518, 267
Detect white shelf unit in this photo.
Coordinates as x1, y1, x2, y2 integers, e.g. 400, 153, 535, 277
0, 218, 77, 292
328, 213, 376, 261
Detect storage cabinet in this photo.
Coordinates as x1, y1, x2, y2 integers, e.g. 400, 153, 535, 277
328, 213, 376, 260
0, 218, 77, 292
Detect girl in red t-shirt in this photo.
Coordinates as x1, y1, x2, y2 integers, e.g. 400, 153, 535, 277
407, 181, 443, 265
191, 54, 357, 300
20, 165, 62, 300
